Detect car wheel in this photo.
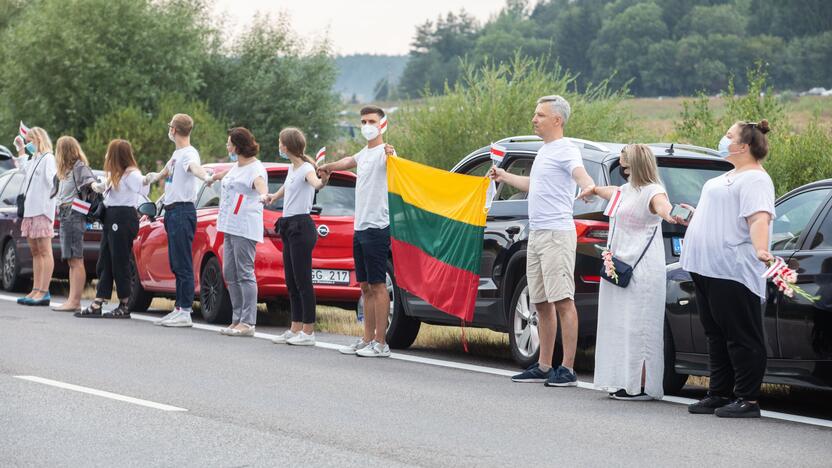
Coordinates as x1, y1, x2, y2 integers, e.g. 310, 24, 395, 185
127, 255, 154, 312
2, 240, 27, 292
663, 318, 688, 395
507, 275, 563, 368
199, 256, 232, 324
384, 261, 420, 349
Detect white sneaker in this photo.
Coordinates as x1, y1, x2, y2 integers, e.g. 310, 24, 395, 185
160, 310, 193, 328
356, 342, 391, 358
338, 339, 372, 355
155, 308, 180, 325
287, 331, 316, 346
272, 330, 298, 344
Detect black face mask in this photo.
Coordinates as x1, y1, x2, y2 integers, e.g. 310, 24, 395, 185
619, 166, 630, 181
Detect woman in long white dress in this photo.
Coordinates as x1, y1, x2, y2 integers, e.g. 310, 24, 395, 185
580, 144, 676, 400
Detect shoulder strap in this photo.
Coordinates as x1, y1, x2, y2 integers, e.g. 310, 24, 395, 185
23, 153, 47, 196
632, 226, 658, 270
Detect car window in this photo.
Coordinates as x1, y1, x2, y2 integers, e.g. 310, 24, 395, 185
610, 162, 729, 207
264, 173, 287, 212
316, 177, 355, 216
574, 160, 607, 215
461, 158, 493, 177
196, 182, 220, 209
772, 189, 831, 251
497, 157, 532, 201
0, 173, 23, 205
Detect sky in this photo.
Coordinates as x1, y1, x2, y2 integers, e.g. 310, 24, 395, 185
212, 0, 508, 55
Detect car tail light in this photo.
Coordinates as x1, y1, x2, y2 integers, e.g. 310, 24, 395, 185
575, 219, 608, 244
580, 275, 601, 283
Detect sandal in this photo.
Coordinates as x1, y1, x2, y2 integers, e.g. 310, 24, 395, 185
75, 299, 104, 318
228, 324, 255, 337
102, 302, 131, 319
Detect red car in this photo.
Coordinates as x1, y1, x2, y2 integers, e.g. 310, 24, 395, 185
128, 163, 361, 322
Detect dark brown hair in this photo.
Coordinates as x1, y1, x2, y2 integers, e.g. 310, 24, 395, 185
735, 119, 771, 160
228, 127, 259, 158
170, 113, 194, 137
279, 127, 316, 167
360, 105, 385, 119
104, 139, 138, 190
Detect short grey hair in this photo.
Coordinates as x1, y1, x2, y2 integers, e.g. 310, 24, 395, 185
537, 95, 571, 126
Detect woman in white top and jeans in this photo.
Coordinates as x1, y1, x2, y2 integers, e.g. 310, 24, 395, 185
679, 120, 775, 418
18, 127, 58, 307
210, 127, 269, 337
580, 144, 676, 401
268, 127, 329, 346
76, 140, 147, 319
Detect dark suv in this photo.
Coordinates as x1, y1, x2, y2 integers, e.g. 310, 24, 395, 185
384, 136, 732, 371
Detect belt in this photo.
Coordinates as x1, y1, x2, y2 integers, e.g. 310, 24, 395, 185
164, 201, 194, 210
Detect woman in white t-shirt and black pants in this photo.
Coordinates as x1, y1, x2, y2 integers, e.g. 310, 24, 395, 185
211, 127, 269, 336
268, 128, 329, 346
76, 140, 147, 319
678, 120, 775, 418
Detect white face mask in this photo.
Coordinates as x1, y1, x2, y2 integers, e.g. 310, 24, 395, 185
361, 124, 380, 141
168, 129, 176, 143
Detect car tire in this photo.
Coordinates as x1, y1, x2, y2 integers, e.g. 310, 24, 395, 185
508, 275, 563, 369
384, 260, 421, 349
2, 240, 27, 292
199, 256, 232, 324
127, 255, 153, 312
663, 318, 688, 395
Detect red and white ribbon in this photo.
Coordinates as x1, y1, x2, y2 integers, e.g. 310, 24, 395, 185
71, 198, 91, 215
490, 143, 506, 164
603, 188, 623, 218
763, 256, 789, 279
379, 116, 388, 135
315, 147, 326, 165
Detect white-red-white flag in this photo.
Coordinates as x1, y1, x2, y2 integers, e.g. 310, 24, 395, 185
763, 256, 788, 279
13, 135, 25, 152
315, 147, 326, 165
378, 116, 388, 135
71, 198, 91, 215
490, 143, 506, 164
603, 188, 623, 218
19, 121, 29, 138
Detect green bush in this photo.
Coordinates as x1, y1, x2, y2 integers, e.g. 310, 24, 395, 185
83, 94, 228, 171
390, 55, 635, 170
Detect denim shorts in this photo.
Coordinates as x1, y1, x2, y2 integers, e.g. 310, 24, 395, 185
59, 207, 87, 260
353, 226, 390, 284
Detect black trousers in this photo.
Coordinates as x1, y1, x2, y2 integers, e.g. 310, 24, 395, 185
279, 214, 318, 324
96, 206, 139, 301
690, 273, 767, 400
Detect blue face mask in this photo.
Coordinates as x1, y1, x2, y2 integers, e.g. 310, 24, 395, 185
228, 152, 238, 162
717, 135, 732, 158
24, 142, 36, 156
278, 150, 289, 160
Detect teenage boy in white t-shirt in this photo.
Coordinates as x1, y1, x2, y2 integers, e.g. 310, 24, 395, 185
319, 105, 396, 358
146, 113, 213, 327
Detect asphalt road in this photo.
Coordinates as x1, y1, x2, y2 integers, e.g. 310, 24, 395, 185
1, 295, 830, 467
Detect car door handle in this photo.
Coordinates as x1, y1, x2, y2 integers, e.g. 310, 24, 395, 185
678, 300, 689, 306
506, 226, 521, 239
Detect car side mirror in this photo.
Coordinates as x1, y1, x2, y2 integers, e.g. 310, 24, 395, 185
138, 201, 157, 219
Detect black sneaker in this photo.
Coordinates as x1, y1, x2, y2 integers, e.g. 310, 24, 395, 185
610, 389, 652, 401
714, 398, 761, 418
544, 365, 578, 387
511, 363, 554, 383
688, 394, 732, 414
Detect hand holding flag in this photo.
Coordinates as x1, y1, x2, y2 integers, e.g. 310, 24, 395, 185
19, 121, 29, 138
490, 143, 506, 165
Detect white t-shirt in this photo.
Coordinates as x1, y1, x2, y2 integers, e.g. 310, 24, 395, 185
283, 162, 315, 217
353, 144, 389, 231
680, 170, 776, 299
528, 138, 584, 231
105, 169, 147, 207
23, 152, 58, 220
217, 160, 268, 243
163, 146, 201, 204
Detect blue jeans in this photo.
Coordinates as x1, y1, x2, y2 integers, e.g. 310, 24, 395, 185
164, 203, 196, 308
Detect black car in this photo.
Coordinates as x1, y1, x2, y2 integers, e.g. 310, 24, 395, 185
383, 136, 733, 372
665, 179, 832, 393
0, 167, 104, 291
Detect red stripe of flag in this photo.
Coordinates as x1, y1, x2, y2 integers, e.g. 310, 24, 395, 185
315, 146, 326, 164
490, 143, 506, 164
379, 116, 388, 134
603, 189, 622, 217
19, 121, 29, 137
232, 194, 244, 215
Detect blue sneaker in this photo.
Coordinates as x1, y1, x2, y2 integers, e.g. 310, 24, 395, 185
545, 365, 578, 387
511, 363, 553, 383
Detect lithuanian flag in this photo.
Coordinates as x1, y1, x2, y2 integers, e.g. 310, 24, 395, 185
387, 156, 490, 323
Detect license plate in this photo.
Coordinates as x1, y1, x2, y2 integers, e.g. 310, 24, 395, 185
672, 237, 683, 256
90, 222, 103, 231
312, 269, 350, 285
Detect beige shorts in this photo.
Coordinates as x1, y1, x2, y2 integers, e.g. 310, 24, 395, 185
526, 229, 577, 304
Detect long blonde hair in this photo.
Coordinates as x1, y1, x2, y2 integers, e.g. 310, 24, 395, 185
55, 136, 89, 179
104, 139, 138, 190
620, 144, 662, 189
27, 127, 53, 154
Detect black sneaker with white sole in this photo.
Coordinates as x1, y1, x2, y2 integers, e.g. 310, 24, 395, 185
714, 398, 761, 418
610, 389, 652, 401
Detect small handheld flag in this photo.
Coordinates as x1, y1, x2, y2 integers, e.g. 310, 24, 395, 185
13, 135, 25, 152
71, 198, 91, 215
763, 257, 788, 279
490, 143, 506, 164
603, 189, 623, 218
19, 121, 29, 138
379, 116, 388, 135
315, 147, 326, 165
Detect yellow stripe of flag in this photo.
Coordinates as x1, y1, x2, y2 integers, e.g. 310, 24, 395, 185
387, 156, 489, 227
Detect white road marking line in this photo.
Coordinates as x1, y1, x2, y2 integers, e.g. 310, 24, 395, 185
14, 375, 187, 412
1, 296, 828, 428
